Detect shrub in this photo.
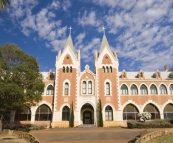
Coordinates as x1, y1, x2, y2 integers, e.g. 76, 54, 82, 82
127, 121, 137, 129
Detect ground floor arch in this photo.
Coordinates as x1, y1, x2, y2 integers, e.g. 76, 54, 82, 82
143, 103, 160, 119
163, 103, 173, 119
81, 103, 94, 124
123, 104, 139, 120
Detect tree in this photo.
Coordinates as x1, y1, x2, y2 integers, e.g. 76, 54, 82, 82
98, 99, 103, 127
0, 44, 44, 131
69, 101, 74, 127
0, 0, 11, 11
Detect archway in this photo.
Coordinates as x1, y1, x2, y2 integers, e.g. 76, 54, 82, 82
143, 103, 160, 119
81, 103, 94, 124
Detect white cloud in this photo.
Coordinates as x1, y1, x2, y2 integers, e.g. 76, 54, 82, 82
78, 11, 101, 27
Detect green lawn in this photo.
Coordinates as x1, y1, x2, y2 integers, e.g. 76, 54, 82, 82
147, 135, 173, 143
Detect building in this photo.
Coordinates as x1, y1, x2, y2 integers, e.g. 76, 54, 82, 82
6, 33, 173, 127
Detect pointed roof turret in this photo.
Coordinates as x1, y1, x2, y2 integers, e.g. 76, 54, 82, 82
64, 34, 75, 52
99, 32, 111, 54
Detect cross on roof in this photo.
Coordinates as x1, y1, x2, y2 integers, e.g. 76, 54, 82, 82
102, 26, 106, 35
68, 26, 72, 35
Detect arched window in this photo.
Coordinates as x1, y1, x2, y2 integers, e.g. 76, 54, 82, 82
46, 85, 54, 95
123, 104, 139, 120
131, 84, 138, 95
121, 84, 128, 95
64, 83, 69, 95
169, 84, 173, 94
88, 81, 92, 94
105, 106, 113, 121
144, 104, 160, 119
66, 67, 69, 73
106, 82, 110, 95
164, 104, 173, 118
150, 84, 157, 94
102, 67, 105, 73
106, 66, 109, 73
140, 84, 148, 95
63, 67, 65, 73
62, 106, 70, 121
160, 84, 167, 94
35, 105, 51, 121
82, 81, 87, 94
110, 66, 112, 73
14, 107, 31, 121
70, 66, 72, 73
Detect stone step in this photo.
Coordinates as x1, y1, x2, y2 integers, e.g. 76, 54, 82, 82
77, 124, 97, 128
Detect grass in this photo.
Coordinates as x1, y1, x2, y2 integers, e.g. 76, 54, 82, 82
147, 135, 173, 143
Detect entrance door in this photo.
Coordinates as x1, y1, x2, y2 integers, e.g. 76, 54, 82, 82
83, 111, 92, 124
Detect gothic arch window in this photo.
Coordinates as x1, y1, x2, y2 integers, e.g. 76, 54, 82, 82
70, 66, 72, 73
66, 67, 69, 73
121, 84, 128, 95
143, 104, 160, 119
150, 84, 157, 94
62, 106, 70, 121
14, 107, 31, 121
64, 82, 69, 95
163, 103, 173, 119
106, 66, 109, 73
105, 106, 113, 121
140, 84, 148, 95
123, 104, 139, 120
46, 85, 54, 95
131, 84, 138, 95
102, 66, 105, 73
160, 84, 167, 94
169, 84, 173, 94
106, 82, 110, 95
35, 104, 51, 121
63, 67, 65, 73
110, 66, 112, 73
82, 81, 87, 94
88, 81, 92, 94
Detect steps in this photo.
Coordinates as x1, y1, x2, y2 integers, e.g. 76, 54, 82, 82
77, 124, 97, 128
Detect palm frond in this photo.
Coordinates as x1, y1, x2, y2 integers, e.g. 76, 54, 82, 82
0, 0, 11, 11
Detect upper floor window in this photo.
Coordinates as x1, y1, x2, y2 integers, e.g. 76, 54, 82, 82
140, 84, 148, 95
150, 84, 157, 94
66, 67, 69, 73
131, 84, 138, 95
110, 67, 112, 73
106, 82, 110, 95
64, 83, 69, 95
82, 81, 87, 94
88, 81, 92, 94
106, 66, 109, 73
46, 85, 54, 95
70, 66, 72, 73
160, 84, 167, 94
63, 67, 65, 73
169, 84, 173, 94
121, 84, 128, 95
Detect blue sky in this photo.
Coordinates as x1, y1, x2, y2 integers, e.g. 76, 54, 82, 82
0, 0, 173, 72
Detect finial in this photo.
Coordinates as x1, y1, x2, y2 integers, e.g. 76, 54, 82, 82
102, 26, 106, 35
68, 26, 72, 35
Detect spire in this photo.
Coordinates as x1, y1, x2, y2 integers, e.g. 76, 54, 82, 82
64, 34, 75, 52
63, 26, 74, 52
99, 31, 111, 54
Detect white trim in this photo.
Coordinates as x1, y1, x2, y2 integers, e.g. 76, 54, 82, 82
104, 79, 112, 96
62, 79, 71, 96
121, 100, 141, 113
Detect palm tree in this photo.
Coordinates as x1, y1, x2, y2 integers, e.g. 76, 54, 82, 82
0, 0, 11, 11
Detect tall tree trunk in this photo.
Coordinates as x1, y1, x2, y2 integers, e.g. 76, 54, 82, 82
99, 99, 103, 127
0, 114, 2, 132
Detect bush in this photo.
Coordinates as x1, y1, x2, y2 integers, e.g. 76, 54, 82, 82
3, 124, 47, 131
127, 120, 173, 129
